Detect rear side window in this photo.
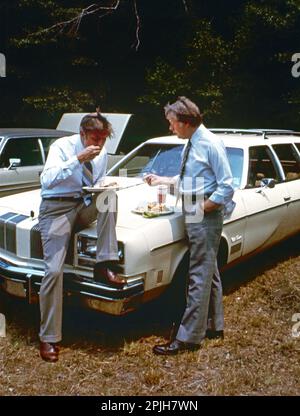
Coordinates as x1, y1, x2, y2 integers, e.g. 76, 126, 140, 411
247, 146, 280, 188
226, 147, 243, 189
0, 137, 43, 168
272, 144, 300, 181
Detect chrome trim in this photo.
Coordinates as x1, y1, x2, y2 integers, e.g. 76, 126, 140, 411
68, 277, 144, 293
0, 257, 144, 303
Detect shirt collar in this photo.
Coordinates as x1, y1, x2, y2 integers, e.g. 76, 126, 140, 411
190, 124, 204, 145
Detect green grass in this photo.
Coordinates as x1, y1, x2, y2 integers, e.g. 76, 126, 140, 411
1, 235, 300, 396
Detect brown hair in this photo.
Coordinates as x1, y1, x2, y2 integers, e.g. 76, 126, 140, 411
80, 111, 113, 137
164, 96, 203, 127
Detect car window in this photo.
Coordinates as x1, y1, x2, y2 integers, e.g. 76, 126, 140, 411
272, 144, 300, 181
0, 137, 43, 168
246, 146, 280, 188
40, 137, 58, 160
226, 147, 243, 189
110, 144, 183, 177
295, 143, 300, 154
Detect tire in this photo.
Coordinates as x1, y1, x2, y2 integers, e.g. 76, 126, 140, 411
217, 238, 228, 271
156, 253, 190, 332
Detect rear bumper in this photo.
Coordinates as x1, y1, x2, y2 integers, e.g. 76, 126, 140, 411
0, 258, 144, 315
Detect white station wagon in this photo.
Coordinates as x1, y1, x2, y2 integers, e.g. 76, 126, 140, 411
1, 129, 300, 317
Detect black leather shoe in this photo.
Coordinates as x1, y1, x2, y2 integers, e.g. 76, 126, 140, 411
153, 339, 200, 355
205, 329, 224, 340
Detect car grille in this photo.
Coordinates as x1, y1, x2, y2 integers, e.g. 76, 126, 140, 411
30, 223, 44, 259
30, 223, 73, 265
0, 212, 29, 253
0, 211, 74, 266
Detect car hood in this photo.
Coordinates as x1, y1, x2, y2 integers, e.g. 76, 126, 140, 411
0, 177, 184, 235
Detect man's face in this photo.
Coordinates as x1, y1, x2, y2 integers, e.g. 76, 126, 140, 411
81, 126, 109, 149
166, 114, 189, 139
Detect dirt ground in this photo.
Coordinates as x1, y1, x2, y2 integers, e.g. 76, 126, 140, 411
0, 234, 300, 396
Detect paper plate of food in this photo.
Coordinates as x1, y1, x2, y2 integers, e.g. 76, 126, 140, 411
83, 181, 120, 193
132, 202, 174, 218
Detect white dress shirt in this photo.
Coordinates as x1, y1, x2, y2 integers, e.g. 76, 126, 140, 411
40, 134, 107, 198
180, 124, 235, 215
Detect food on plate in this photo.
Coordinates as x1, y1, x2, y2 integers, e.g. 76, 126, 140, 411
142, 211, 159, 218
147, 202, 168, 213
94, 181, 119, 188
102, 181, 118, 188
134, 202, 172, 217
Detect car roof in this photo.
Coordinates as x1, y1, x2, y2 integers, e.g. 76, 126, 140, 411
143, 129, 300, 149
0, 128, 73, 138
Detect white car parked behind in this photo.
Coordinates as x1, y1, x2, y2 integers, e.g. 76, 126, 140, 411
0, 129, 300, 318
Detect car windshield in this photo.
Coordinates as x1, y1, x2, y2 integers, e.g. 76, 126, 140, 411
110, 143, 243, 188
110, 143, 183, 178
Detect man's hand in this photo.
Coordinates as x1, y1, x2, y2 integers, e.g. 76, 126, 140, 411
203, 199, 220, 213
77, 146, 101, 163
143, 174, 176, 186
143, 173, 163, 186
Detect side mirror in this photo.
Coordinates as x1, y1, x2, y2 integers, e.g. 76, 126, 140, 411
7, 158, 21, 170
256, 178, 276, 193
261, 178, 276, 188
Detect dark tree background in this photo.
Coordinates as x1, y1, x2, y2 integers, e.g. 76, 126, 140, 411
0, 0, 300, 150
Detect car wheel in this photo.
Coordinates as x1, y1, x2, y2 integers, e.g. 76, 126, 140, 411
155, 253, 190, 334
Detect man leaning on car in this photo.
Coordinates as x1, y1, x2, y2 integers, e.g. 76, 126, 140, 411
145, 96, 235, 355
38, 111, 123, 362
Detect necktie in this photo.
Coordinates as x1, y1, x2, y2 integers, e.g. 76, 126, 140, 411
82, 161, 94, 205
175, 140, 192, 207
179, 140, 192, 179
82, 161, 94, 187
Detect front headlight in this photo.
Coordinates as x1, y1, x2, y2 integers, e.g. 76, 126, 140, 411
77, 236, 97, 258
77, 235, 125, 268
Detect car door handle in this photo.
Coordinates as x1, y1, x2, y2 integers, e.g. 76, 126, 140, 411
284, 196, 291, 201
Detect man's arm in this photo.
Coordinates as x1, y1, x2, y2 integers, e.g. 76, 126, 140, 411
206, 143, 234, 211
41, 144, 79, 189
41, 141, 102, 190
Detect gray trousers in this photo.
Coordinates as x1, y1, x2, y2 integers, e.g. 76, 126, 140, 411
38, 196, 118, 343
176, 207, 224, 344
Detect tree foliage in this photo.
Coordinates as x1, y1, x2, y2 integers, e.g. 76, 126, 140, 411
0, 0, 299, 132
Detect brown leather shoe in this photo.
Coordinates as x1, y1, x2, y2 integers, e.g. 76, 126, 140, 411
94, 263, 125, 286
40, 341, 59, 363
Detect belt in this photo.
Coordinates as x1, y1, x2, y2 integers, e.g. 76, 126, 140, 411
191, 193, 212, 203
43, 196, 83, 202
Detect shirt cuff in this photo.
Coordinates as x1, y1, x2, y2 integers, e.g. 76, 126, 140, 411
209, 192, 225, 205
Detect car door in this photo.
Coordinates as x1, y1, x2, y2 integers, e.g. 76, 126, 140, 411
241, 145, 290, 255
271, 143, 300, 235
0, 137, 43, 196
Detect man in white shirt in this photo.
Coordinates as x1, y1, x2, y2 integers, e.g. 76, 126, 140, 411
38, 112, 122, 362
145, 97, 235, 355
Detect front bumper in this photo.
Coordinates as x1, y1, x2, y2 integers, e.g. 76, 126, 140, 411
0, 257, 145, 315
